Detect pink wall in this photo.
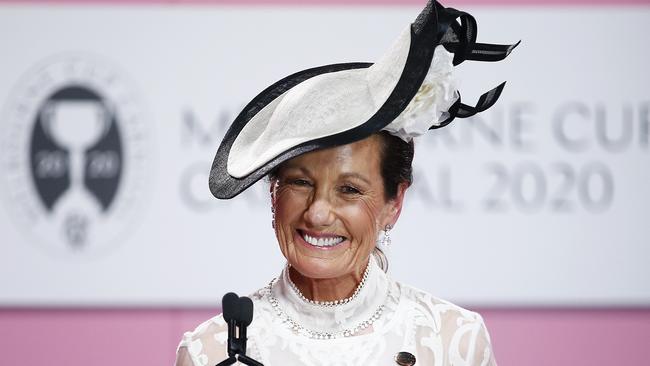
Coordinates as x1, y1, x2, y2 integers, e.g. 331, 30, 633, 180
1, 308, 649, 365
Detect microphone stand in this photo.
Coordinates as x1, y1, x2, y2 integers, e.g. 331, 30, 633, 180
216, 293, 264, 366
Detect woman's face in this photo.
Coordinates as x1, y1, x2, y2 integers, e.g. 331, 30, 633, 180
272, 134, 405, 280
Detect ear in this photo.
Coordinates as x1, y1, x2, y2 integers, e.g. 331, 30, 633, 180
384, 182, 409, 228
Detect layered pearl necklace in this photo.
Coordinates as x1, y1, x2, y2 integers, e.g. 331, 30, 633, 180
264, 260, 388, 339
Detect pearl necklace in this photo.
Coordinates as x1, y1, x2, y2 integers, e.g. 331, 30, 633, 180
265, 277, 387, 339
286, 260, 371, 307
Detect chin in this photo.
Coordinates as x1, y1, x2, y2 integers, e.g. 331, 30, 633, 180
290, 257, 347, 280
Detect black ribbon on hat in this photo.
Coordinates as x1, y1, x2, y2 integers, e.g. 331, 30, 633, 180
430, 5, 521, 129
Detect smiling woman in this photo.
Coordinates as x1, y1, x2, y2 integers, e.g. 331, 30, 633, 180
271, 133, 408, 301
176, 0, 517, 364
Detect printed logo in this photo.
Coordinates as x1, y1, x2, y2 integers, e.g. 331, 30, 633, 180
0, 54, 152, 254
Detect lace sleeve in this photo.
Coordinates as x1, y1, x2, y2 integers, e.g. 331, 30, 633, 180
174, 346, 194, 366
403, 284, 498, 366
176, 315, 230, 366
449, 312, 496, 366
469, 314, 497, 366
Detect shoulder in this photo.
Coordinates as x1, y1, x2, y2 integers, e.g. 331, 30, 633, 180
397, 281, 486, 325
176, 314, 229, 366
178, 313, 229, 348
395, 281, 497, 365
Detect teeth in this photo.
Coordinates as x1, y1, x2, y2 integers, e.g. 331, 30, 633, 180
302, 233, 344, 247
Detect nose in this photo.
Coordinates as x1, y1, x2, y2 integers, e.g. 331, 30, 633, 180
303, 194, 335, 228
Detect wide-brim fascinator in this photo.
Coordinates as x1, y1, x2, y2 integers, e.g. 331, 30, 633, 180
209, 0, 518, 199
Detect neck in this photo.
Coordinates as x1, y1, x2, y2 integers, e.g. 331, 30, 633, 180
288, 260, 369, 303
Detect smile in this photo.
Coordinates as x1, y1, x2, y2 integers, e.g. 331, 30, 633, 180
298, 230, 346, 248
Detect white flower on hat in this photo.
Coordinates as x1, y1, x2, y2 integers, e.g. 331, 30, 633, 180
382, 45, 459, 142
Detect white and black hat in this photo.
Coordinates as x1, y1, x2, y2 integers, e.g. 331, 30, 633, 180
209, 0, 518, 199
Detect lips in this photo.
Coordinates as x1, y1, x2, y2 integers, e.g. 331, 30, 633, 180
297, 229, 347, 248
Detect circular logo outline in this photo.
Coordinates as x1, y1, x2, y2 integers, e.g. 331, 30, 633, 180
0, 52, 155, 258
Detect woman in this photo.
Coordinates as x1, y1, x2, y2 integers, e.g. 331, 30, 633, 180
177, 1, 517, 365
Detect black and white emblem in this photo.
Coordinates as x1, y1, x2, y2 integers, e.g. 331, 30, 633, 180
0, 53, 152, 254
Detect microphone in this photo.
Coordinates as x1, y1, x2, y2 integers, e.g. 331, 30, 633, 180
237, 296, 254, 355
222, 292, 240, 322
216, 292, 264, 366
239, 296, 254, 326
221, 292, 240, 357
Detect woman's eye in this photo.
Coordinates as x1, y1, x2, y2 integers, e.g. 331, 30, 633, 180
340, 185, 361, 195
291, 179, 311, 186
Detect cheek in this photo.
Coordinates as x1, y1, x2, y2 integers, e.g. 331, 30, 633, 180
340, 198, 382, 243
275, 188, 306, 220
274, 188, 307, 243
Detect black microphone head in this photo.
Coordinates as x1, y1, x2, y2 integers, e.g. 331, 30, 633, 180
222, 292, 240, 322
238, 296, 254, 326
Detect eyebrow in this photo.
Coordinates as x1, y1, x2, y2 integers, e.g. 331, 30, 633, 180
282, 165, 312, 176
282, 166, 371, 185
339, 172, 371, 185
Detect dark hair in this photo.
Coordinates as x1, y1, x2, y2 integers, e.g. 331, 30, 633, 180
376, 131, 414, 200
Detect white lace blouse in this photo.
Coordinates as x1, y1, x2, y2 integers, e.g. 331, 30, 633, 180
176, 257, 497, 366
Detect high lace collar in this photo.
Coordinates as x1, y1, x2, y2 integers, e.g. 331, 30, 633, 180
270, 256, 390, 336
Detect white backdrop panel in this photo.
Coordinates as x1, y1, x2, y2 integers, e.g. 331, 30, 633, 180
0, 5, 648, 306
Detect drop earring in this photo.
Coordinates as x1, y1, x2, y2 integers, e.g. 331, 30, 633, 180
271, 181, 278, 229
382, 224, 392, 247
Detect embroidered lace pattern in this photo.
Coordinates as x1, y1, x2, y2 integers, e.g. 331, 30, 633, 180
176, 258, 497, 366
